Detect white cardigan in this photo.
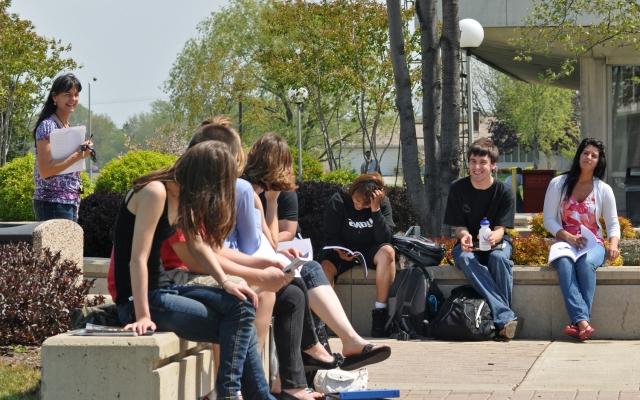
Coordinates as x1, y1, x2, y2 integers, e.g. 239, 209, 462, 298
543, 175, 620, 239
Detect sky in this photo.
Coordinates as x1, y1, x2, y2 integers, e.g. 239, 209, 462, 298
9, 0, 229, 127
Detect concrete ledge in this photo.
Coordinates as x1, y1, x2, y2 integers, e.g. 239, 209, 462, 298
84, 257, 640, 339
336, 265, 640, 340
41, 332, 215, 400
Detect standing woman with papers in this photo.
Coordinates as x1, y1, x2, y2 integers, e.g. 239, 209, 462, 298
32, 73, 93, 221
543, 138, 620, 341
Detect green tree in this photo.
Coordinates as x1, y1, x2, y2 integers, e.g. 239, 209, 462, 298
122, 100, 186, 156
515, 1, 640, 77
493, 75, 579, 168
70, 104, 127, 166
165, 0, 410, 170
0, 0, 77, 165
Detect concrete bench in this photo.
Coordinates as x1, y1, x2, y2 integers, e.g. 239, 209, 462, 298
335, 265, 640, 340
47, 257, 272, 400
41, 333, 216, 400
0, 219, 84, 273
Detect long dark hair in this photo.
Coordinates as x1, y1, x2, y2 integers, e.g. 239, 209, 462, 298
33, 73, 82, 141
133, 141, 237, 248
561, 138, 607, 201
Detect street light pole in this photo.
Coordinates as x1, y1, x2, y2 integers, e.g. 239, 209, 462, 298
287, 87, 308, 182
459, 18, 484, 149
296, 102, 303, 182
88, 77, 97, 179
466, 50, 474, 146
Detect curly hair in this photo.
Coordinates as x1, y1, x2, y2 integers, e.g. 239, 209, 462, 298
243, 133, 295, 191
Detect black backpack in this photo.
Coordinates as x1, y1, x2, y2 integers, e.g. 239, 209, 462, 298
392, 234, 446, 267
385, 265, 444, 340
429, 285, 495, 341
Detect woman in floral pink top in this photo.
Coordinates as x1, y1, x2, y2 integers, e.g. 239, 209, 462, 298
32, 73, 93, 221
543, 138, 620, 341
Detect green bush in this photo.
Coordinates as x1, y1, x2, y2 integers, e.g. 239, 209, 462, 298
319, 168, 358, 185
0, 154, 35, 221
291, 149, 325, 182
95, 150, 176, 193
0, 154, 95, 222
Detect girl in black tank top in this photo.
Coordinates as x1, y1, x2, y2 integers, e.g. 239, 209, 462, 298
111, 142, 272, 400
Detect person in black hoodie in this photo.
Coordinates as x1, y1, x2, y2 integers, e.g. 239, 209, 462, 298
320, 173, 395, 337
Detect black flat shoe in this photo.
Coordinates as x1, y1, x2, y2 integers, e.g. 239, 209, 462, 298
340, 343, 391, 371
301, 352, 343, 371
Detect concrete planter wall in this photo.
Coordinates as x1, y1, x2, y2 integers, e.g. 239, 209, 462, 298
83, 257, 640, 340
335, 265, 640, 340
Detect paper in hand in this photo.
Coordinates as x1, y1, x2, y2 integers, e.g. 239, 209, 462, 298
49, 126, 87, 175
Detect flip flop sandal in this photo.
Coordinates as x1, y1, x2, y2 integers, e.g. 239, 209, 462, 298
578, 325, 595, 341
340, 343, 391, 371
563, 324, 579, 338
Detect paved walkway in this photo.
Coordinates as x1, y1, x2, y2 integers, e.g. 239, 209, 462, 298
328, 339, 640, 399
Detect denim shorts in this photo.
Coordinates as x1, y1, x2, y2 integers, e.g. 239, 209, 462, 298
299, 260, 330, 289
33, 199, 77, 222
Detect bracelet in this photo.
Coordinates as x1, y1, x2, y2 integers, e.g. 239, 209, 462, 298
220, 278, 231, 288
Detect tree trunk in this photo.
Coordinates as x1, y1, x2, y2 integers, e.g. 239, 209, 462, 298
314, 89, 337, 170
439, 0, 461, 234
417, 0, 443, 236
386, 0, 427, 226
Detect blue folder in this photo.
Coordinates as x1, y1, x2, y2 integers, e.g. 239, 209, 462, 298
326, 389, 400, 399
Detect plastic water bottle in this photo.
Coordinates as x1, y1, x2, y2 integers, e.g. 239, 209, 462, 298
478, 217, 491, 251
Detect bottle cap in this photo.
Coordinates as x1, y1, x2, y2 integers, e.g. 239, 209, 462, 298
480, 217, 490, 226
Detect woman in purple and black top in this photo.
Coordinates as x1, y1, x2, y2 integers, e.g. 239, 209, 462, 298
32, 73, 93, 221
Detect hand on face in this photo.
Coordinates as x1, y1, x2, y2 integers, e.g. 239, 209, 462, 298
370, 189, 385, 212
264, 190, 280, 202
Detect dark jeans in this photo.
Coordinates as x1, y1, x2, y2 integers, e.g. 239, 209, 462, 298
33, 199, 77, 222
273, 278, 319, 389
452, 242, 516, 328
117, 285, 274, 400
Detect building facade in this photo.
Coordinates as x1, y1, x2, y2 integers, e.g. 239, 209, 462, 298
458, 0, 640, 217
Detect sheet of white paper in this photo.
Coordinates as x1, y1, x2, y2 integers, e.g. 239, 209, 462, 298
49, 126, 86, 175
277, 238, 313, 260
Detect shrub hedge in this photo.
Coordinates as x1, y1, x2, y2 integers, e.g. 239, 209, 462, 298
0, 153, 93, 221
0, 153, 35, 221
319, 169, 358, 185
78, 191, 125, 257
94, 150, 176, 193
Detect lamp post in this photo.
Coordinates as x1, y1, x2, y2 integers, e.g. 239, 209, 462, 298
287, 87, 308, 182
459, 18, 484, 148
88, 77, 97, 179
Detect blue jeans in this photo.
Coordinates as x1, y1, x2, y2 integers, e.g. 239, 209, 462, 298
117, 285, 274, 400
453, 242, 516, 328
33, 199, 77, 222
551, 245, 605, 325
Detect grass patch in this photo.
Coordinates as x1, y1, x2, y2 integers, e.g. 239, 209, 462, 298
0, 362, 40, 400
